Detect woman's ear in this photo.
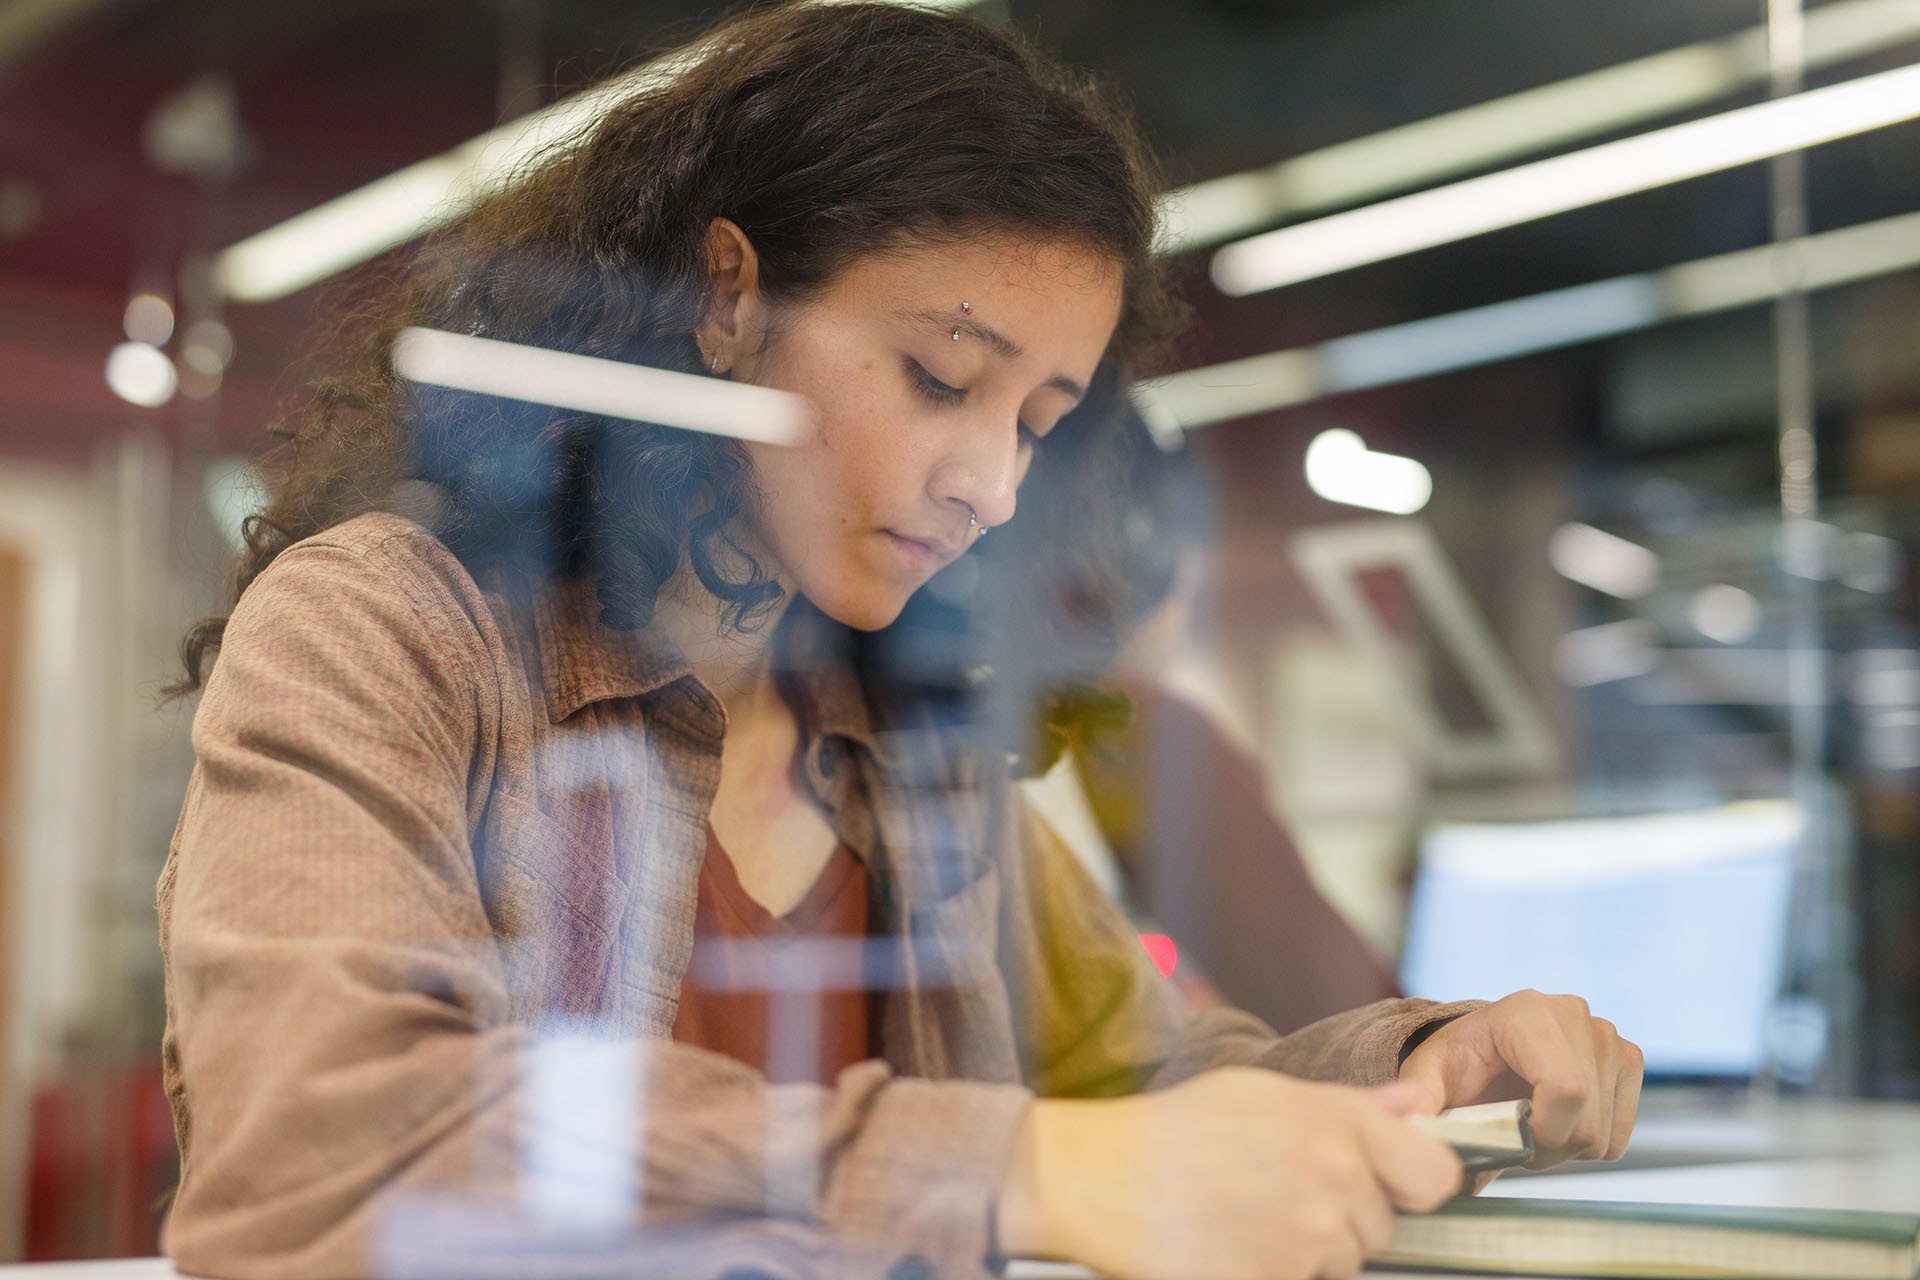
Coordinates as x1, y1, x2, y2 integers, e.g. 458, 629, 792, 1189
696, 217, 764, 375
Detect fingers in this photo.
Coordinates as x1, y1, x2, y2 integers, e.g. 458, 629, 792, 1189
1511, 995, 1603, 1160
1355, 1099, 1462, 1214
1403, 990, 1647, 1168
1605, 1033, 1645, 1160
1493, 993, 1641, 1164
1300, 1092, 1450, 1278
1368, 1079, 1440, 1118
1324, 1231, 1368, 1280
1289, 1167, 1384, 1280
1344, 1177, 1398, 1257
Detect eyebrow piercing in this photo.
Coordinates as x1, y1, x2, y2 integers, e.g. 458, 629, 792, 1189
960, 301, 971, 312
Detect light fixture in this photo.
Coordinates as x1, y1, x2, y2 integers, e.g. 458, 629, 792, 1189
207, 0, 1920, 303
1303, 428, 1432, 515
214, 0, 990, 303
1211, 60, 1920, 295
181, 319, 235, 367
1142, 206, 1920, 430
122, 293, 175, 346
1690, 584, 1762, 644
1159, 0, 1920, 254
1553, 620, 1662, 688
1547, 523, 1661, 599
215, 60, 686, 302
104, 342, 177, 407
1317, 276, 1664, 392
391, 327, 809, 446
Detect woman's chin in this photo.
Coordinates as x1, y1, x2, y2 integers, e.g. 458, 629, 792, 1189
805, 583, 914, 633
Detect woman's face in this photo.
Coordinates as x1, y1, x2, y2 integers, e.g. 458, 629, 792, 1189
724, 233, 1123, 632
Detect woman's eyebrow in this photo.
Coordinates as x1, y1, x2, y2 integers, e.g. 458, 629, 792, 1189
898, 307, 1087, 403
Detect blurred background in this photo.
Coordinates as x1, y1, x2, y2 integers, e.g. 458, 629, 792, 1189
2, 0, 1918, 1262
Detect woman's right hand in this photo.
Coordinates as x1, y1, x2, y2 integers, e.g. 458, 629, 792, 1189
993, 1067, 1462, 1280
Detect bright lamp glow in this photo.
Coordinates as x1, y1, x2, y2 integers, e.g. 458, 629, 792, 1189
391, 327, 809, 446
1159, 0, 1920, 254
213, 0, 1920, 302
215, 58, 695, 302
1303, 429, 1432, 515
1319, 276, 1665, 392
215, 0, 989, 303
104, 342, 177, 407
1212, 60, 1920, 295
1691, 584, 1762, 644
1548, 522, 1661, 599
1148, 206, 1920, 432
123, 293, 175, 345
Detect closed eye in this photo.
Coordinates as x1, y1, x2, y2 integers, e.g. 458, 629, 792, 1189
906, 357, 1043, 450
904, 358, 965, 406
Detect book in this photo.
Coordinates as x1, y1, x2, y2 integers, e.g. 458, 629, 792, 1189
1411, 1099, 1536, 1175
1374, 1196, 1920, 1279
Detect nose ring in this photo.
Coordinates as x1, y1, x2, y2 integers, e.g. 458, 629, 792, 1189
964, 502, 981, 533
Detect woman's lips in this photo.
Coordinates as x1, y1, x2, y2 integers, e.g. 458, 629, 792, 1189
883, 530, 959, 573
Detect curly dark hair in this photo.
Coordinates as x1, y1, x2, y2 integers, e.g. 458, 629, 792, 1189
170, 0, 1183, 697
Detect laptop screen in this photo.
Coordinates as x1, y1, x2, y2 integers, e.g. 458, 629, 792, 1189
1399, 802, 1803, 1080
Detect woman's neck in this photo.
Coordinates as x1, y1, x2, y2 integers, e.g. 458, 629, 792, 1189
652, 565, 794, 729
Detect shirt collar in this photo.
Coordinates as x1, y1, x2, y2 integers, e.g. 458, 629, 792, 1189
529, 575, 694, 724
526, 575, 880, 762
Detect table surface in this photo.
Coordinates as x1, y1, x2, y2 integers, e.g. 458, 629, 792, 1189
8, 1091, 1918, 1278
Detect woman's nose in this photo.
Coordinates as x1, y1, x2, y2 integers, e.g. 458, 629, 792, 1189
931, 415, 1023, 530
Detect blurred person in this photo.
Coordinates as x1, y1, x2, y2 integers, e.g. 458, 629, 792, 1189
158, 6, 1642, 1279
1003, 407, 1401, 1033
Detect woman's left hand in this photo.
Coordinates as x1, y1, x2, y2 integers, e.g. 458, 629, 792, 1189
1397, 989, 1645, 1167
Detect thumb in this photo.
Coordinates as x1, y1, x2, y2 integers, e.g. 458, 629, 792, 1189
1369, 1079, 1442, 1117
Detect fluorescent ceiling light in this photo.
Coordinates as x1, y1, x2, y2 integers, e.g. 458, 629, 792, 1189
1318, 276, 1665, 391
212, 0, 1917, 303
1212, 60, 1920, 295
1303, 428, 1432, 515
215, 0, 987, 302
1159, 0, 1920, 255
391, 327, 809, 446
216, 62, 683, 303
1140, 206, 1920, 430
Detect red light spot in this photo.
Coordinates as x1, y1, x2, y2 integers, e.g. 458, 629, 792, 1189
1137, 933, 1178, 978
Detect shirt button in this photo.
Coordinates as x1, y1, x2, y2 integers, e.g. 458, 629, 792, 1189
815, 742, 837, 778
886, 1256, 936, 1280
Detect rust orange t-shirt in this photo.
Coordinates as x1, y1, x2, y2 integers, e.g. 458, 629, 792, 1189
671, 825, 876, 1085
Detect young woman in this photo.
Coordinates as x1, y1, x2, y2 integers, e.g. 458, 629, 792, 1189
159, 6, 1642, 1279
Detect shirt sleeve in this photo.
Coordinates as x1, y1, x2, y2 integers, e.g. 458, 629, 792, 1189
158, 533, 1029, 1280
1002, 790, 1485, 1099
